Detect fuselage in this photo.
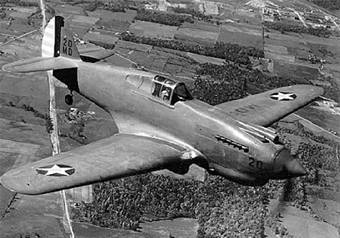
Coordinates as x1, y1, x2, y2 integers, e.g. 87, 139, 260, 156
53, 59, 304, 185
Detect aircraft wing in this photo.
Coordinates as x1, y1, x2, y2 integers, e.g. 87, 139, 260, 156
215, 85, 324, 126
0, 134, 189, 195
78, 47, 115, 62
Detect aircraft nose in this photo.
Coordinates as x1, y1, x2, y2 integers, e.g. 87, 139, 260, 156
274, 149, 307, 178
284, 158, 307, 177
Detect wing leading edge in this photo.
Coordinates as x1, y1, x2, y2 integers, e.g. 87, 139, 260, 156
78, 47, 115, 62
0, 134, 189, 195
215, 85, 324, 126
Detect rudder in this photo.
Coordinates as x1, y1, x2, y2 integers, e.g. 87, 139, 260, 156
42, 16, 80, 59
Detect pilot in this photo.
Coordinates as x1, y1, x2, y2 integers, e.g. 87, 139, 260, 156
161, 88, 171, 101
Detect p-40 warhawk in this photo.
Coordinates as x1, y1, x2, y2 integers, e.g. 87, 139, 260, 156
1, 16, 323, 195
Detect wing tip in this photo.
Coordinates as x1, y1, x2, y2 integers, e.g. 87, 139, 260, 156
307, 85, 324, 99
0, 167, 41, 195
291, 84, 324, 97
0, 171, 19, 193
314, 85, 324, 96
1, 63, 13, 72
1, 60, 30, 73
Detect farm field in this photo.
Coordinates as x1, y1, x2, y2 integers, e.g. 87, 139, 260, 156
129, 20, 178, 39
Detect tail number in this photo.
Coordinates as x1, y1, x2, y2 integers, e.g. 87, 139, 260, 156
249, 157, 263, 169
62, 38, 73, 56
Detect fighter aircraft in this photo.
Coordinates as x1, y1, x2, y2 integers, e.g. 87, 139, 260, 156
0, 16, 323, 195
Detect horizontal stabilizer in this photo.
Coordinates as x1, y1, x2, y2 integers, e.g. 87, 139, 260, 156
2, 56, 77, 73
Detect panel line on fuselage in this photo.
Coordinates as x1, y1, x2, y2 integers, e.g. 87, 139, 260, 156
179, 102, 255, 146
130, 132, 203, 160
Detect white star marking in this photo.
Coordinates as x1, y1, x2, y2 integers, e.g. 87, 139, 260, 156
270, 92, 296, 101
37, 164, 73, 176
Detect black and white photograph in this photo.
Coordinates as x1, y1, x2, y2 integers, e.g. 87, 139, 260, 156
0, 0, 339, 237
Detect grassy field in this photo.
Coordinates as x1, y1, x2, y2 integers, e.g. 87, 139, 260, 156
175, 27, 218, 45
218, 29, 263, 49
129, 20, 178, 40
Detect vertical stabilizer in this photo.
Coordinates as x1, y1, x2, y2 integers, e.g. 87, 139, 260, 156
41, 16, 80, 92
42, 16, 80, 59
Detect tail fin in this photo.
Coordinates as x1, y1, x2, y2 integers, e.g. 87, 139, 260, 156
2, 16, 79, 73
42, 15, 80, 59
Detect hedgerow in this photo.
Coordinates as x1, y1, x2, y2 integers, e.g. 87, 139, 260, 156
0, 0, 39, 7
84, 0, 127, 12
119, 32, 264, 66
308, 0, 340, 10
264, 21, 332, 38
172, 7, 212, 22
135, 9, 194, 26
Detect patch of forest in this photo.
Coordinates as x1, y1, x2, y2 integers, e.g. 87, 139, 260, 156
191, 63, 294, 105
308, 0, 340, 10
171, 7, 212, 22
135, 9, 194, 26
0, 0, 39, 7
119, 32, 264, 66
84, 0, 127, 12
264, 21, 332, 38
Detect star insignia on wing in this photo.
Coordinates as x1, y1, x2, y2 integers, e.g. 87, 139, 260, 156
270, 92, 297, 101
36, 164, 75, 176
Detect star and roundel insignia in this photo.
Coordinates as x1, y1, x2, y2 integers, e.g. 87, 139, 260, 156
270, 92, 297, 101
36, 164, 75, 176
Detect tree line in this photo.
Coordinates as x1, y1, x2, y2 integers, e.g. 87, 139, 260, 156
119, 32, 264, 66
308, 0, 340, 10
264, 21, 332, 38
135, 8, 194, 26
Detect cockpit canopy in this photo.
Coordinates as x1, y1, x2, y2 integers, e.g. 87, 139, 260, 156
126, 73, 193, 106
151, 75, 193, 105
